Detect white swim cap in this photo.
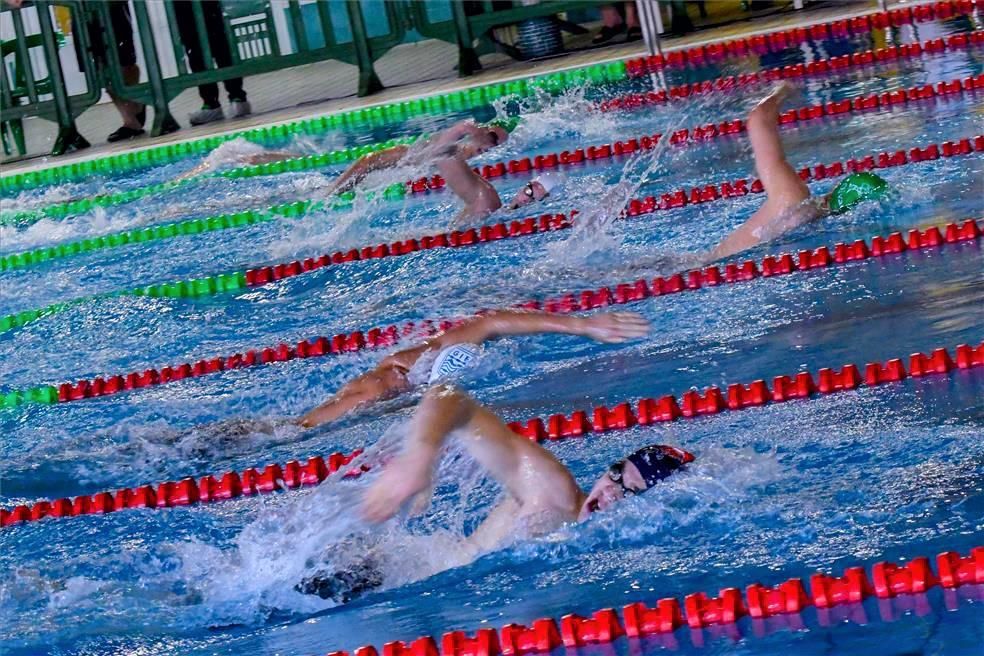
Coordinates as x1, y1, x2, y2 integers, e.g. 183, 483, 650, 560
534, 172, 565, 195
428, 344, 481, 384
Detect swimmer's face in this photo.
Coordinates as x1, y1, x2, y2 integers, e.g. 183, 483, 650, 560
379, 365, 414, 395
578, 459, 648, 520
474, 127, 508, 155
508, 180, 549, 210
488, 126, 509, 149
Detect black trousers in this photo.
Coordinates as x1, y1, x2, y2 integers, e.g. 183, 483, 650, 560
172, 0, 246, 107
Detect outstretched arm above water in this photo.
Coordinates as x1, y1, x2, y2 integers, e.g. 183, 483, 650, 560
430, 309, 651, 349
362, 386, 582, 529
707, 83, 815, 261
324, 121, 498, 197
295, 310, 650, 429
175, 150, 297, 182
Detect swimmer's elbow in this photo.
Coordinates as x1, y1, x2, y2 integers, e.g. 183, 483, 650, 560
478, 187, 502, 212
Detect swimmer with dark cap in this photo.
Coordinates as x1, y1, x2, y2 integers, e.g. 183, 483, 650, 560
300, 385, 693, 602
708, 83, 890, 261
362, 386, 693, 530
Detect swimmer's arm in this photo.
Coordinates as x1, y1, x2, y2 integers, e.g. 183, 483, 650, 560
430, 120, 487, 150
435, 156, 501, 218
364, 386, 574, 522
706, 84, 813, 261
436, 310, 650, 346
296, 368, 399, 428
326, 145, 411, 195
175, 151, 298, 182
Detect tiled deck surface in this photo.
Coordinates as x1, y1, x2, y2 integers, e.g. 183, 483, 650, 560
2, 1, 876, 176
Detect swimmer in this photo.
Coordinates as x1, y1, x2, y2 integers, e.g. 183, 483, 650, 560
708, 82, 890, 261
296, 309, 649, 428
434, 136, 563, 224
299, 385, 693, 602
174, 118, 516, 187
324, 117, 519, 197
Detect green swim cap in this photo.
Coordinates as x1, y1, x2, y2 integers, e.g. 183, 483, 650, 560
486, 116, 521, 133
827, 172, 889, 214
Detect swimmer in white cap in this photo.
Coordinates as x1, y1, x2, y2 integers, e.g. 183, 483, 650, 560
296, 309, 649, 428
433, 128, 566, 223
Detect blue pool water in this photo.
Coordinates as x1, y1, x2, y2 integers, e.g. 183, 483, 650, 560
1, 16, 982, 656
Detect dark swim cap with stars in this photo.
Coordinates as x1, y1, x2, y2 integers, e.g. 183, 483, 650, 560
623, 444, 695, 490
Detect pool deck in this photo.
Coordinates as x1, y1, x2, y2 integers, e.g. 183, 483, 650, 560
1, 1, 880, 177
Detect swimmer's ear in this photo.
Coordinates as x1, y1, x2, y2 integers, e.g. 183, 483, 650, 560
408, 488, 433, 517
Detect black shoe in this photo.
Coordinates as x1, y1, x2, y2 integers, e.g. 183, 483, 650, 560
107, 125, 145, 142
625, 26, 642, 42
593, 24, 626, 45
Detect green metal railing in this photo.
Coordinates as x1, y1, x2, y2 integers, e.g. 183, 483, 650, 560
1, 0, 613, 181
0, 0, 99, 156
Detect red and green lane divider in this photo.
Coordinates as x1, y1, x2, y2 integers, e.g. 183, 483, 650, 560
8, 24, 982, 227
1, 218, 979, 412
0, 61, 624, 196
5, 54, 982, 255
2, 0, 974, 196
1, 132, 980, 338
1, 340, 981, 528
0, 137, 417, 227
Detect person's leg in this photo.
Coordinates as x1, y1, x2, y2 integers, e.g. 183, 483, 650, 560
201, 0, 250, 117
173, 0, 221, 109
668, 1, 695, 35
102, 2, 145, 140
594, 5, 626, 44
624, 2, 641, 41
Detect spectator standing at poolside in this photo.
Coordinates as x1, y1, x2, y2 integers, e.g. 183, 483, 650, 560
173, 0, 251, 125
592, 3, 641, 44
4, 0, 149, 142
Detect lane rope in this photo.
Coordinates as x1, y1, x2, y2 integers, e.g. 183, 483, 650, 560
2, 131, 981, 337
4, 66, 981, 273
2, 341, 981, 529
330, 545, 984, 656
0, 0, 971, 195
3, 218, 979, 409
5, 25, 980, 227
623, 0, 979, 77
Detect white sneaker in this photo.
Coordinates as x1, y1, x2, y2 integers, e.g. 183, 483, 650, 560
230, 100, 252, 118
189, 105, 224, 126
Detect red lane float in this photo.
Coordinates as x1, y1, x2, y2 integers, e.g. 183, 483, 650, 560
49, 217, 984, 406
240, 133, 983, 297
623, 1, 980, 77
402, 71, 984, 201
322, 545, 983, 656
4, 341, 983, 528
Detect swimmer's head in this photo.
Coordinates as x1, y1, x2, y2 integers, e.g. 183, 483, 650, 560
578, 444, 694, 520
487, 116, 520, 135
508, 172, 564, 210
482, 117, 520, 152
824, 172, 889, 214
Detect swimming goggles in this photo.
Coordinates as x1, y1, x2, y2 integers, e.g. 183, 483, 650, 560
607, 461, 637, 497
522, 182, 535, 198
488, 129, 501, 147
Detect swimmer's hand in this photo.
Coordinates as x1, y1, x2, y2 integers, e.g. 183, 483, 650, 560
581, 312, 650, 343
362, 453, 433, 523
